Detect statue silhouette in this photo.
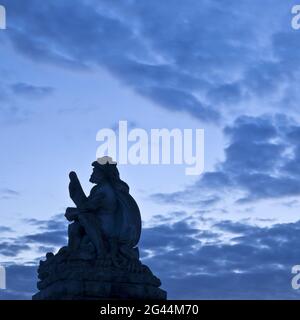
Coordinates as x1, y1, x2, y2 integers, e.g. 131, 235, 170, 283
65, 156, 142, 266
33, 157, 166, 300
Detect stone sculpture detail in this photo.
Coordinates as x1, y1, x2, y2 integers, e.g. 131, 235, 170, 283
33, 157, 166, 300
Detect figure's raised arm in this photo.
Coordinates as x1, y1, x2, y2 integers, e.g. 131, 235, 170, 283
68, 171, 88, 208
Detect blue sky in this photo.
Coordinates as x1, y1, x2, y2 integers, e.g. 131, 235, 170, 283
1, 0, 300, 299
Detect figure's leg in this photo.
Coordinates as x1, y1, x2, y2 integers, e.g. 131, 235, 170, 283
78, 213, 106, 257
68, 221, 83, 251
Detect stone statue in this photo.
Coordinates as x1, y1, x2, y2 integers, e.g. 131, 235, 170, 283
66, 158, 141, 268
33, 157, 166, 300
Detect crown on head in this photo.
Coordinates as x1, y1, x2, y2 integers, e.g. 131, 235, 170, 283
92, 156, 117, 171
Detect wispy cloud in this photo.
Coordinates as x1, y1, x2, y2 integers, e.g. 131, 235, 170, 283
0, 188, 20, 200
10, 82, 54, 99
1, 0, 296, 122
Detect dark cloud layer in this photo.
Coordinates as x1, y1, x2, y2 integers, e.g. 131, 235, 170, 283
141, 218, 300, 299
1, 215, 300, 299
0, 0, 297, 121
23, 230, 67, 246
0, 265, 37, 300
0, 242, 30, 257
0, 215, 67, 299
0, 215, 67, 259
153, 114, 300, 204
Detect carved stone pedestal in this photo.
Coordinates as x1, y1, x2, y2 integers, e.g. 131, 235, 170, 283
32, 247, 167, 300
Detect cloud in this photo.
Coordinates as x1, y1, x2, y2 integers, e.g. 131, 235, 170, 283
0, 188, 20, 199
1, 0, 297, 121
21, 214, 68, 247
0, 226, 12, 233
137, 86, 219, 122
141, 217, 300, 299
153, 114, 300, 204
0, 242, 30, 257
0, 214, 67, 261
1, 212, 300, 299
0, 79, 50, 123
25, 213, 66, 232
10, 82, 54, 99
23, 230, 67, 246
141, 220, 203, 251
0, 215, 67, 299
0, 265, 37, 300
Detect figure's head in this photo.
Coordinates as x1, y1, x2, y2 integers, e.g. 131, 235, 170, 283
89, 156, 130, 192
89, 166, 106, 184
90, 156, 118, 184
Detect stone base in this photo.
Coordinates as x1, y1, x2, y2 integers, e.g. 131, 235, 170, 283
33, 280, 166, 300
32, 247, 167, 300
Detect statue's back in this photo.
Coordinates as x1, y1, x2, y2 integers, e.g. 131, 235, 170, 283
114, 189, 142, 248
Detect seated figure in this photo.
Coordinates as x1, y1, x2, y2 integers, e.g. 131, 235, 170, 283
65, 156, 141, 266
